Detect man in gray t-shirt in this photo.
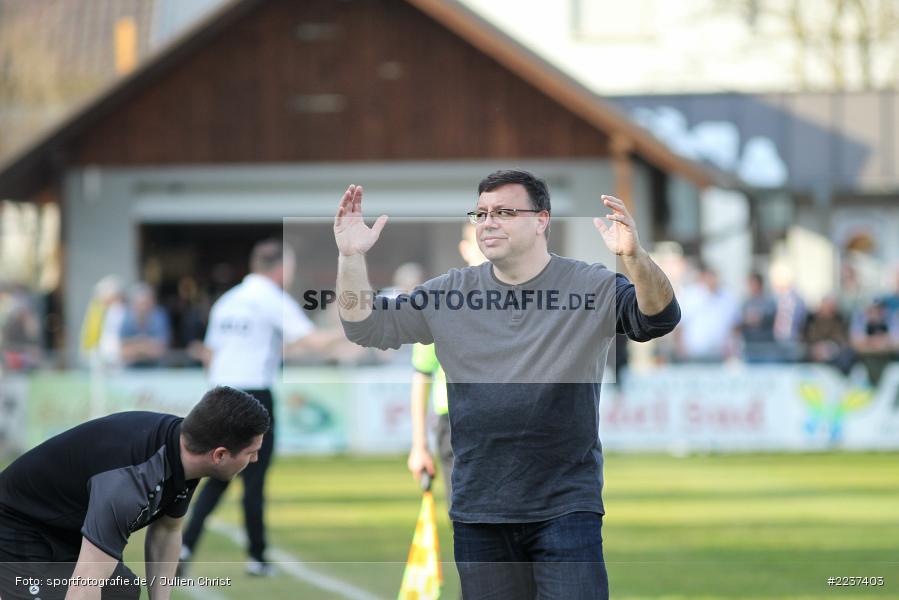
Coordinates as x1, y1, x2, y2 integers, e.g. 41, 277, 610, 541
334, 170, 680, 600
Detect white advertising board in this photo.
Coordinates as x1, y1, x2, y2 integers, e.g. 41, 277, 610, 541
7, 364, 898, 455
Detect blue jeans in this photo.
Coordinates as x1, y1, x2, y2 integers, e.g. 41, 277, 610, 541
453, 511, 608, 600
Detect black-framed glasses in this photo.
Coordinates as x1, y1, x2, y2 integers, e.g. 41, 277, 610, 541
467, 208, 545, 225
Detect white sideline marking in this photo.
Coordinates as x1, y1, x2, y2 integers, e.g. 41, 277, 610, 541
208, 520, 384, 600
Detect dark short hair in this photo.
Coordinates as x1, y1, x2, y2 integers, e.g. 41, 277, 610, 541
182, 386, 270, 455
477, 170, 551, 213
250, 239, 286, 273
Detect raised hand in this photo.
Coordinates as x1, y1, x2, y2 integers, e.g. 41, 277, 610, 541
593, 194, 642, 257
334, 184, 388, 257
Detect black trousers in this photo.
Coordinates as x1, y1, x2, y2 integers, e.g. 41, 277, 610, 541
181, 388, 275, 562
0, 521, 140, 600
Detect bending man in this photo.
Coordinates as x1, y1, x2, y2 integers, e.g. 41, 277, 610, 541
0, 386, 270, 599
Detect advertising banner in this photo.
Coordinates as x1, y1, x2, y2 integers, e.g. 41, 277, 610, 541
7, 364, 899, 455
600, 364, 899, 452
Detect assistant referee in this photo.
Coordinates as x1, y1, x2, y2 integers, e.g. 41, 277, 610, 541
179, 239, 336, 577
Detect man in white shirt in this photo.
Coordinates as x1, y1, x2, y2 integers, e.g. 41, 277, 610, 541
179, 239, 335, 577
676, 266, 740, 361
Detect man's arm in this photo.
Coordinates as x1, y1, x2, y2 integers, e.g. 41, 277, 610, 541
595, 194, 674, 316
337, 254, 375, 323
407, 371, 436, 482
334, 185, 434, 348
145, 516, 183, 599
188, 342, 212, 368
64, 538, 118, 600
618, 250, 674, 316
279, 285, 351, 357
334, 184, 387, 323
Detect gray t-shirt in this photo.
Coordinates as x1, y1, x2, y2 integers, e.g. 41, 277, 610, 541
343, 254, 680, 522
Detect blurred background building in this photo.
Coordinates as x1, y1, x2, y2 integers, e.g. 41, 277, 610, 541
0, 0, 897, 456
463, 0, 899, 94
0, 0, 726, 363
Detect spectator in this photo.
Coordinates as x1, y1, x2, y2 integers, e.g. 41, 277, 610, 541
850, 300, 899, 385
803, 294, 854, 374
172, 276, 210, 367
0, 285, 41, 371
81, 275, 127, 368
771, 264, 807, 361
838, 262, 867, 318
675, 266, 740, 362
387, 262, 425, 296
120, 282, 171, 368
739, 271, 777, 363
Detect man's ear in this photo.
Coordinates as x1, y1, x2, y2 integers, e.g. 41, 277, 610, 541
211, 446, 229, 463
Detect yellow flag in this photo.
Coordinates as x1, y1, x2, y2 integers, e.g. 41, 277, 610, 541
398, 490, 443, 600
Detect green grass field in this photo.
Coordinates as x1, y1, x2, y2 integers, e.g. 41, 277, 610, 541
120, 452, 898, 599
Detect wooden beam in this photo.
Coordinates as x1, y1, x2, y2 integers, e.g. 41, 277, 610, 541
611, 135, 634, 214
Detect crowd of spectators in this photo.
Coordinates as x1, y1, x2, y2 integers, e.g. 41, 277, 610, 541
3, 261, 899, 384
675, 263, 899, 385
74, 273, 360, 371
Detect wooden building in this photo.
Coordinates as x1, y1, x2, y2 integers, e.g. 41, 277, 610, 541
0, 0, 726, 361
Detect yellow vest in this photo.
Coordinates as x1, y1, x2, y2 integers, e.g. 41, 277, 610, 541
411, 343, 448, 415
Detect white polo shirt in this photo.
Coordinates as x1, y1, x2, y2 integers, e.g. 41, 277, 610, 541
205, 274, 313, 389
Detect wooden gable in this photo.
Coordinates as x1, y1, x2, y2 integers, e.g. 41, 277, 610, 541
73, 0, 609, 165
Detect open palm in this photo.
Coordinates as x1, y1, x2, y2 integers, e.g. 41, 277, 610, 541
593, 194, 641, 257
334, 184, 388, 256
